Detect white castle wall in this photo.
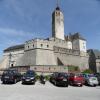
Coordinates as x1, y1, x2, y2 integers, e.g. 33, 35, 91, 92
72, 39, 86, 52
16, 49, 36, 66
79, 40, 86, 52
0, 56, 9, 69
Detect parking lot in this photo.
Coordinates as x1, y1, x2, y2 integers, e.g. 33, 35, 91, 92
0, 81, 100, 100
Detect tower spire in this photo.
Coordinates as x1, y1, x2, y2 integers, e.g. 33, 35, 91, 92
57, 0, 59, 7
56, 0, 60, 10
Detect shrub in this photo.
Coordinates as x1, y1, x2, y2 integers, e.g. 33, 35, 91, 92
45, 75, 50, 81
35, 75, 40, 80
82, 69, 93, 74
68, 65, 80, 72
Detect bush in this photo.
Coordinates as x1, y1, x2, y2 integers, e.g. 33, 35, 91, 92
35, 75, 40, 80
45, 75, 50, 81
68, 65, 80, 72
82, 69, 93, 74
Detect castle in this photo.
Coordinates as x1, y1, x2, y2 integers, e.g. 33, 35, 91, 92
0, 5, 89, 72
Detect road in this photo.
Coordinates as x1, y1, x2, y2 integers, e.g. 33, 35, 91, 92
0, 81, 100, 100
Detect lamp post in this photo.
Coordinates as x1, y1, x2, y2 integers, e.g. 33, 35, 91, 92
9, 53, 12, 67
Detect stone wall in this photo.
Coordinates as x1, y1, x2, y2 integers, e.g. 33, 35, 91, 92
54, 46, 89, 71
96, 59, 100, 73
16, 49, 36, 66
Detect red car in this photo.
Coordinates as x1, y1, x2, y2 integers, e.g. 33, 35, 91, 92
69, 73, 84, 86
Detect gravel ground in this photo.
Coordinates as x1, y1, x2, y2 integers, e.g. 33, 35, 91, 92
0, 81, 100, 100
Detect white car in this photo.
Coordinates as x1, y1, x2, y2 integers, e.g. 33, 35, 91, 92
83, 74, 99, 86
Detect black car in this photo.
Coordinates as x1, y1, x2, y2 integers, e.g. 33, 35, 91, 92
50, 72, 69, 87
1, 69, 21, 84
22, 70, 36, 84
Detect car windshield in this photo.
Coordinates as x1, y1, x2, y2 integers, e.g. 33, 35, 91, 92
83, 74, 95, 78
26, 71, 35, 76
87, 74, 95, 77
3, 70, 14, 75
57, 73, 68, 77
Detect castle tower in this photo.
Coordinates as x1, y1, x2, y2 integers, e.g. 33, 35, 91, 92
52, 1, 64, 40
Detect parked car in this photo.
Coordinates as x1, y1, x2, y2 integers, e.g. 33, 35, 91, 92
94, 73, 100, 85
50, 72, 69, 87
83, 73, 99, 86
22, 70, 36, 84
69, 73, 84, 87
1, 69, 21, 84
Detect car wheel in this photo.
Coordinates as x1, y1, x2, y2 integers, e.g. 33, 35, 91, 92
70, 81, 72, 86
33, 82, 35, 85
22, 82, 24, 85
80, 84, 83, 87
65, 84, 68, 87
54, 81, 57, 86
93, 84, 96, 87
14, 79, 17, 84
3, 81, 5, 84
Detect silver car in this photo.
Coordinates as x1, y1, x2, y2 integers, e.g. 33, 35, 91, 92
83, 74, 98, 86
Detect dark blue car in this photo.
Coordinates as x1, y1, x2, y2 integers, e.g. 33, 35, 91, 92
22, 70, 36, 84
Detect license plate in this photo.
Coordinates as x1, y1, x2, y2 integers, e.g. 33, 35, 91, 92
5, 76, 9, 78
63, 79, 67, 81
26, 79, 30, 81
78, 83, 81, 85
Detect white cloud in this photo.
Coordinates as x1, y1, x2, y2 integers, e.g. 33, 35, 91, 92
0, 27, 33, 37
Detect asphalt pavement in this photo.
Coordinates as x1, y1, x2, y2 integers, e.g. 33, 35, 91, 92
0, 81, 100, 100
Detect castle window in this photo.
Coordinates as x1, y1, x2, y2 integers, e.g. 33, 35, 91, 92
11, 64, 13, 67
83, 43, 85, 49
41, 44, 43, 47
47, 45, 49, 48
33, 44, 34, 48
28, 46, 29, 48
56, 12, 60, 16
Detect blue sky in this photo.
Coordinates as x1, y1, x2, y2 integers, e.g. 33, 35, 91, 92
0, 0, 100, 57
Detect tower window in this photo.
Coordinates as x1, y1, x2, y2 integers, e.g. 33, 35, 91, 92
47, 45, 49, 48
41, 44, 43, 47
33, 44, 34, 48
56, 12, 60, 16
28, 46, 29, 48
